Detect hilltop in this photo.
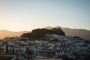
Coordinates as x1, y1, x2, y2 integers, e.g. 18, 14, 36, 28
45, 26, 90, 40
21, 28, 65, 39
0, 26, 90, 40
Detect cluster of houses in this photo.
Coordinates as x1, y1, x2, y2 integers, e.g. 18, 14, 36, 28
0, 34, 90, 60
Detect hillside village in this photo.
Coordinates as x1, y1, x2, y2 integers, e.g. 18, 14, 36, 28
0, 34, 90, 60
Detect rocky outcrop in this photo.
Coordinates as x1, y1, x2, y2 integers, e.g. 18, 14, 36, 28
52, 27, 65, 36
21, 28, 65, 39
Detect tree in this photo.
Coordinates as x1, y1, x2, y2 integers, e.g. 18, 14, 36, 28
12, 48, 15, 54
21, 28, 65, 40
0, 55, 6, 60
6, 44, 8, 53
27, 50, 33, 56
10, 49, 11, 53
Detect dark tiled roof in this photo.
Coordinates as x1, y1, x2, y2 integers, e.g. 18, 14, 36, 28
9, 45, 14, 47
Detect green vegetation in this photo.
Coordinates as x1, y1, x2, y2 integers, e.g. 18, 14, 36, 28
27, 50, 33, 56
21, 28, 65, 40
0, 56, 7, 60
21, 28, 55, 39
84, 40, 90, 44
52, 39, 59, 42
19, 38, 27, 41
0, 55, 12, 60
6, 44, 8, 53
10, 49, 11, 53
12, 48, 15, 54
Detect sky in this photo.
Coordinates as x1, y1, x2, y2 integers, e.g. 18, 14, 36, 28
0, 0, 90, 31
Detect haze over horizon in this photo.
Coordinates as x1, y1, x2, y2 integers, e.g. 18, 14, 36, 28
0, 0, 90, 31
0, 26, 90, 40
0, 26, 90, 32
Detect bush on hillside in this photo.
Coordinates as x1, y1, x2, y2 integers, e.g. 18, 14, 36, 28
21, 28, 65, 40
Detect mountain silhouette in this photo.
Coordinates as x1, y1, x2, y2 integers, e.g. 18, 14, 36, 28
0, 26, 90, 40
45, 26, 90, 40
21, 28, 65, 39
0, 30, 30, 39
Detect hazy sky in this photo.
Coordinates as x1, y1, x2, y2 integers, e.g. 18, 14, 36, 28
0, 0, 90, 31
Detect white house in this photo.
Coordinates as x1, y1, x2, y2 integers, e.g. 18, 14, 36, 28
35, 55, 47, 59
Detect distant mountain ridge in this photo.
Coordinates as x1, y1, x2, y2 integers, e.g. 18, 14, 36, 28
0, 30, 30, 39
0, 26, 90, 40
45, 26, 90, 40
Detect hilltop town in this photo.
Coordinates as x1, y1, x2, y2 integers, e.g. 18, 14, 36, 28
0, 34, 90, 60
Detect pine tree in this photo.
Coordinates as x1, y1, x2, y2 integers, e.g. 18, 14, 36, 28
6, 44, 8, 53
10, 49, 11, 53
12, 48, 15, 54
